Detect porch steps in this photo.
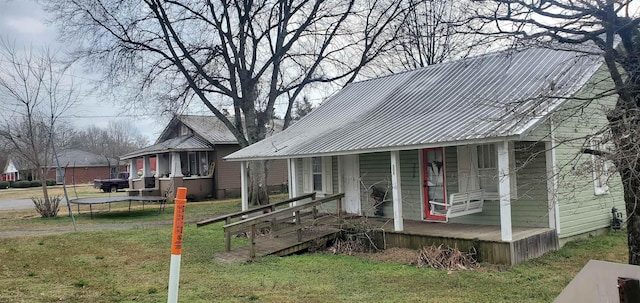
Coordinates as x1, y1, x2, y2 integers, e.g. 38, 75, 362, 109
214, 225, 341, 264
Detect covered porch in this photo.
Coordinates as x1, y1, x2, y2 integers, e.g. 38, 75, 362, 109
122, 135, 215, 200
243, 138, 563, 264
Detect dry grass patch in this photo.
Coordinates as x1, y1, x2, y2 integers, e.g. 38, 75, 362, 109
0, 196, 632, 303
0, 184, 108, 201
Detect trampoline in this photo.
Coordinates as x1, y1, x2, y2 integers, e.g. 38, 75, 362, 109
70, 196, 167, 218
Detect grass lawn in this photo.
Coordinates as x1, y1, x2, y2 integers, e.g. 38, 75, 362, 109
0, 196, 629, 303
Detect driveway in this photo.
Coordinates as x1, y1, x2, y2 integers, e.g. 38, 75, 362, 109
0, 198, 72, 211
0, 198, 35, 210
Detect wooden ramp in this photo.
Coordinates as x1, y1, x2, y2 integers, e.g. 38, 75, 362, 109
196, 193, 346, 264
214, 225, 341, 264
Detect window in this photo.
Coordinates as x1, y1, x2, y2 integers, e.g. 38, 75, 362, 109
476, 144, 498, 192
457, 143, 517, 199
591, 137, 610, 195
312, 157, 323, 191
110, 166, 118, 179
187, 151, 209, 176
55, 167, 65, 184
179, 124, 190, 136
303, 156, 333, 195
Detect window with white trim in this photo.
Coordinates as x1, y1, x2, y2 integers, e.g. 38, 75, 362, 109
187, 151, 209, 176
303, 156, 333, 195
312, 157, 323, 191
477, 144, 498, 193
590, 137, 610, 195
179, 124, 190, 136
457, 143, 517, 199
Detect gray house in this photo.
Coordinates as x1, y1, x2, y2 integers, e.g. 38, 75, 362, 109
225, 46, 625, 264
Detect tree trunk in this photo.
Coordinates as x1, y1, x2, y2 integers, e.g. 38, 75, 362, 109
619, 166, 640, 264
609, 100, 640, 265
40, 167, 51, 205
247, 160, 269, 206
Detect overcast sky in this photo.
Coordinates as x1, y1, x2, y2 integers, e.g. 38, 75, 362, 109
0, 0, 163, 142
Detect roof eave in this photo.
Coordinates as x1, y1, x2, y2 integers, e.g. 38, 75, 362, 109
224, 135, 520, 162
121, 147, 215, 160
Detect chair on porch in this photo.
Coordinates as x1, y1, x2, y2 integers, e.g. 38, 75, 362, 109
429, 189, 485, 222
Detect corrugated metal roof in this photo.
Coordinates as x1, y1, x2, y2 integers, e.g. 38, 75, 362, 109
121, 135, 213, 159
226, 47, 604, 161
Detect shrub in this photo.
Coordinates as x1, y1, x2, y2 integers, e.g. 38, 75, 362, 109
45, 180, 56, 186
12, 181, 33, 188
32, 195, 61, 218
29, 181, 42, 187
0, 181, 8, 189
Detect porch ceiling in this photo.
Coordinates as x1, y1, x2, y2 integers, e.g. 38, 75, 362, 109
121, 135, 214, 159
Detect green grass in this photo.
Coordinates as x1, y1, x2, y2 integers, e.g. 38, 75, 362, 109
0, 197, 629, 303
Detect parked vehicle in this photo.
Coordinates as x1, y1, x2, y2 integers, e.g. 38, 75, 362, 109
94, 172, 129, 193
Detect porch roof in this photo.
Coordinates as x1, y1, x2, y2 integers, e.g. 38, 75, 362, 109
121, 135, 214, 159
226, 46, 604, 161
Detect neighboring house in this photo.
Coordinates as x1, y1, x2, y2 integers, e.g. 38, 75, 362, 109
225, 46, 625, 264
2, 150, 124, 184
121, 115, 288, 200
2, 156, 25, 181
45, 149, 124, 184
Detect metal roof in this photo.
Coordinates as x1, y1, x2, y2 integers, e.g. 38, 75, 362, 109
121, 135, 213, 159
226, 47, 605, 161
175, 115, 238, 144
50, 149, 119, 167
156, 115, 285, 145
125, 114, 284, 159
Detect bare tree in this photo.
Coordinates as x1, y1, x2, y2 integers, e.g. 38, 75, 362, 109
0, 39, 78, 216
66, 120, 148, 177
471, 0, 640, 264
45, 0, 406, 205
385, 0, 496, 70
292, 96, 315, 120
68, 120, 148, 159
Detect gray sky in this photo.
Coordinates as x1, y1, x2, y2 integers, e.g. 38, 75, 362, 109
0, 0, 163, 142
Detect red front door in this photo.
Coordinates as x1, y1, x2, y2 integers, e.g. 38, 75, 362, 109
423, 148, 447, 221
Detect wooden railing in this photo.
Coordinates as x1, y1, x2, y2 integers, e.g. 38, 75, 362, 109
196, 193, 317, 250
196, 193, 316, 227
222, 193, 345, 258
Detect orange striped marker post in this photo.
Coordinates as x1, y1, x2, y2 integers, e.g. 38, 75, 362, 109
168, 187, 187, 303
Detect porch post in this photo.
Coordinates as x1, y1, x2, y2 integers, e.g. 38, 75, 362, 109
170, 152, 183, 177
546, 126, 561, 233
241, 161, 249, 212
154, 154, 161, 178
128, 159, 135, 188
289, 158, 301, 206
497, 141, 512, 242
390, 151, 404, 231
287, 158, 293, 198
142, 156, 151, 177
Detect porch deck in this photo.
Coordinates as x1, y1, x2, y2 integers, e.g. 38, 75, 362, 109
364, 217, 553, 242
356, 217, 558, 265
